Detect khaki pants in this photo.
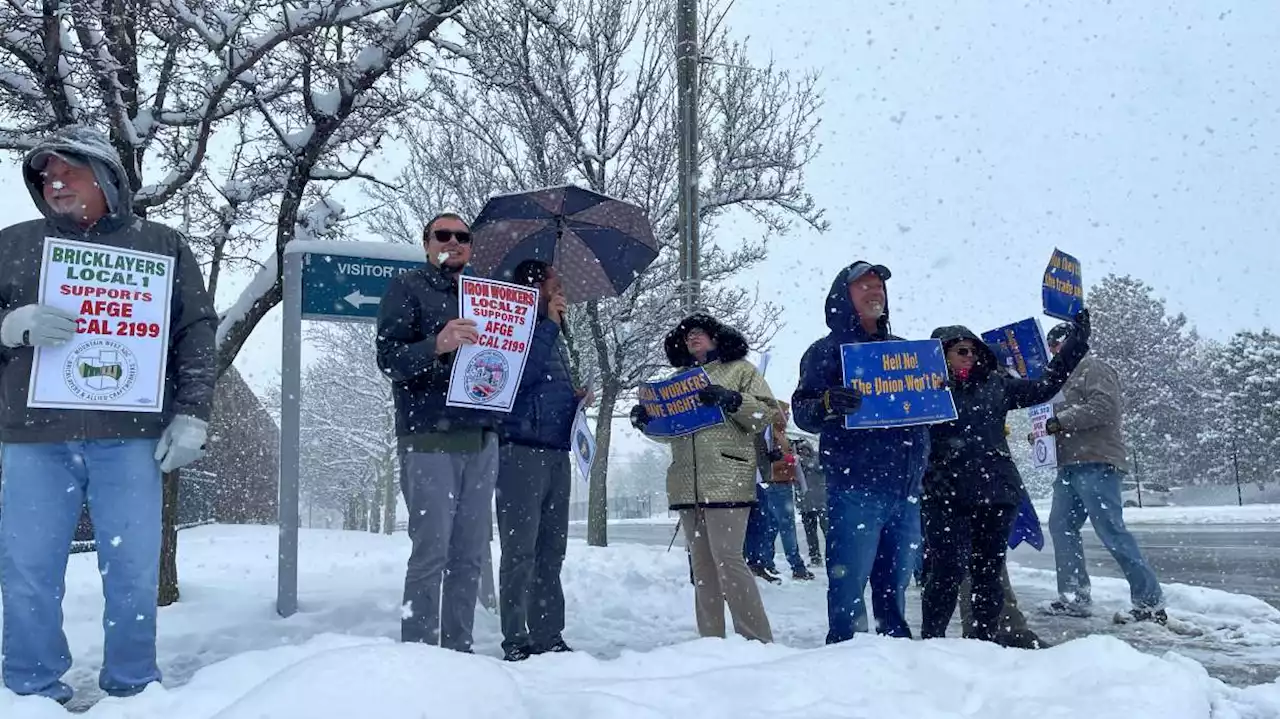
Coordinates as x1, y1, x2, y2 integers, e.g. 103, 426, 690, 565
680, 507, 773, 643
959, 562, 1029, 636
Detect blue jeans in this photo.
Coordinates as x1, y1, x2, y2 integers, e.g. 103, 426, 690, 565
825, 487, 921, 642
1048, 462, 1163, 609
744, 483, 776, 569
0, 440, 163, 701
764, 483, 806, 572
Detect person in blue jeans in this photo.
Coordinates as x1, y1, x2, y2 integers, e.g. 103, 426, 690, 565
764, 481, 814, 580
792, 261, 929, 642
744, 480, 781, 582
0, 126, 217, 703
1042, 322, 1165, 623
755, 405, 815, 581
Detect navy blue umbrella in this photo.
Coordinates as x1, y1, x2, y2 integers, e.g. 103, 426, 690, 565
468, 185, 659, 303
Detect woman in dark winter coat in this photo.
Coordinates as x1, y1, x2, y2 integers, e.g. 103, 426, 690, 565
920, 310, 1090, 643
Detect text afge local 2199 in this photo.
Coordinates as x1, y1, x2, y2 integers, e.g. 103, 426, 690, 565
461, 278, 536, 354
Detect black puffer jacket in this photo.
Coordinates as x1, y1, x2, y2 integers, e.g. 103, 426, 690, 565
923, 325, 1087, 507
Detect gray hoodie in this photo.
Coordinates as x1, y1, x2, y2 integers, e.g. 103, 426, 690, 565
0, 125, 217, 442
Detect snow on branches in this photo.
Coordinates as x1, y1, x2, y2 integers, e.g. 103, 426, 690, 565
0, 0, 469, 377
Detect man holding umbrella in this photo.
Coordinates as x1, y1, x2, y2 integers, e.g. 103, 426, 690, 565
377, 213, 498, 653
467, 184, 658, 652
494, 259, 593, 662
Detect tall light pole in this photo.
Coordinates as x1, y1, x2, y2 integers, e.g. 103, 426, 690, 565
675, 0, 700, 314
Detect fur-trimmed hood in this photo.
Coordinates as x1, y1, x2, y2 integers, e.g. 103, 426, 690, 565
664, 313, 750, 368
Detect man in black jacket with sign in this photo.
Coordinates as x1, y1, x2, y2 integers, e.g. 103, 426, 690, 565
376, 213, 498, 653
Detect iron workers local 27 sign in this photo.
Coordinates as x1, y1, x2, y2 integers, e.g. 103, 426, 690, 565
28, 237, 174, 413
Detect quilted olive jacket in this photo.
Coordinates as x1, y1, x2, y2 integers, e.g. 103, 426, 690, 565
645, 315, 782, 510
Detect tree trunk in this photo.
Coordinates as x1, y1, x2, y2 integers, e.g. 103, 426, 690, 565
586, 388, 616, 547
369, 477, 383, 534
343, 494, 359, 530
382, 457, 397, 535
157, 472, 180, 606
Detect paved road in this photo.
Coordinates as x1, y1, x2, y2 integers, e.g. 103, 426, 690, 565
571, 521, 1280, 608
1010, 523, 1280, 608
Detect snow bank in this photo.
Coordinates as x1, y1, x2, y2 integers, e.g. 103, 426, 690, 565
1, 525, 1277, 717
3, 634, 1237, 719
1009, 563, 1280, 653
1121, 504, 1280, 525
1028, 501, 1280, 525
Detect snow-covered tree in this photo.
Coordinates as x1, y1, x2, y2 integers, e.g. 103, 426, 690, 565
1211, 330, 1280, 487
0, 0, 472, 600
0, 0, 473, 373
299, 322, 398, 532
364, 0, 826, 545
610, 445, 672, 498
1088, 274, 1211, 487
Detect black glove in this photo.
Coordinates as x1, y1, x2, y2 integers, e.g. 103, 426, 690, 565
629, 404, 651, 431
697, 385, 743, 413
1072, 308, 1091, 344
823, 386, 862, 416
1045, 417, 1063, 435
766, 447, 785, 463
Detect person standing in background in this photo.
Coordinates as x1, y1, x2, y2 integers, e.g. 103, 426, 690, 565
793, 438, 828, 567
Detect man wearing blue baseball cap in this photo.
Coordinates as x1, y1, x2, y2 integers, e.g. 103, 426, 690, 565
791, 261, 928, 642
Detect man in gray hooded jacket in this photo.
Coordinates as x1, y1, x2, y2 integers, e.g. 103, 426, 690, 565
0, 125, 216, 703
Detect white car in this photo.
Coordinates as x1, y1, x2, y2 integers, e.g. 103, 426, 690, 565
1121, 481, 1171, 508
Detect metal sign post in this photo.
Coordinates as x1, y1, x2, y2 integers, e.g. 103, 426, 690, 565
277, 241, 426, 618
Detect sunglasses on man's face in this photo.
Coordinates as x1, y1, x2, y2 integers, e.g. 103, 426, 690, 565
431, 229, 472, 244
951, 346, 976, 357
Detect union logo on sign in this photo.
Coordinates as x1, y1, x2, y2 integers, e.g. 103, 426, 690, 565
62, 339, 139, 404
463, 350, 509, 403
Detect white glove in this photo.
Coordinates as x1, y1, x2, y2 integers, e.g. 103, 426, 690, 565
155, 415, 209, 473
1, 304, 78, 348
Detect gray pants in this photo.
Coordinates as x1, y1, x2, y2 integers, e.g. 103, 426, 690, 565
495, 443, 571, 652
399, 433, 499, 651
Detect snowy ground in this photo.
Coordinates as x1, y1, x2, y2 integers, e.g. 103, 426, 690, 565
2, 525, 1279, 718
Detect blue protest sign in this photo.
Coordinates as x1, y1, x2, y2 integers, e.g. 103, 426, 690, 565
981, 318, 1050, 380
1042, 248, 1083, 321
638, 368, 726, 437
839, 339, 957, 429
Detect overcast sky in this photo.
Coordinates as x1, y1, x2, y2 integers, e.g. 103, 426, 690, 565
2, 1, 1276, 464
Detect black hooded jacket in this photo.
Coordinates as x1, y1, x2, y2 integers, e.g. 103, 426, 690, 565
924, 325, 1087, 507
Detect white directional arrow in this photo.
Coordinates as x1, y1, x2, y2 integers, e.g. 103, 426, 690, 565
343, 290, 379, 308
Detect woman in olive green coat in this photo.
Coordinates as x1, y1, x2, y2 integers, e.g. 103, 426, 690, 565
630, 313, 780, 642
